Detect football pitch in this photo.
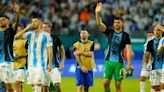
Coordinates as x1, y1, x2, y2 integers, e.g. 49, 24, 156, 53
23, 77, 151, 92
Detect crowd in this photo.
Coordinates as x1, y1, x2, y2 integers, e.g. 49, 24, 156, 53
0, 0, 163, 36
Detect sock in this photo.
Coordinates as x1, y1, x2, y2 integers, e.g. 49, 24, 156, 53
34, 86, 41, 92
140, 81, 146, 92
84, 87, 89, 92
151, 88, 155, 92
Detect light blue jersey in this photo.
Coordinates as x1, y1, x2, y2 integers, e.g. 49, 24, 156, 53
23, 31, 52, 69
158, 37, 164, 50
157, 37, 164, 69
109, 32, 123, 62
0, 32, 5, 62
147, 39, 163, 69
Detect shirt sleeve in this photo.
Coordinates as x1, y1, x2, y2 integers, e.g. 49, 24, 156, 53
90, 42, 94, 51
25, 41, 28, 50
46, 33, 53, 47
146, 41, 153, 53
73, 42, 77, 51
11, 27, 16, 36
22, 31, 32, 40
56, 36, 62, 47
125, 33, 131, 45
158, 37, 164, 50
102, 27, 113, 36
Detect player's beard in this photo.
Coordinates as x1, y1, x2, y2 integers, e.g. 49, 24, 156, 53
33, 26, 39, 30
115, 26, 121, 30
81, 37, 87, 40
0, 23, 7, 28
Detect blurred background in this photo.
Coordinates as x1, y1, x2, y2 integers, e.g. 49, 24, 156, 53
0, 0, 163, 78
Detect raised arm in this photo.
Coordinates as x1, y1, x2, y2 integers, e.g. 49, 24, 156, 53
14, 24, 33, 39
95, 2, 107, 32
12, 3, 20, 31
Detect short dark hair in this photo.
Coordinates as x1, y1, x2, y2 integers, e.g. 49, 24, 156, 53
80, 28, 89, 34
42, 22, 52, 28
0, 15, 9, 20
114, 16, 123, 21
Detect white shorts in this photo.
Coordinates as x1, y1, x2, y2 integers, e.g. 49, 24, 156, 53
26, 67, 48, 85
140, 68, 149, 77
149, 69, 162, 86
0, 62, 14, 83
14, 69, 25, 82
46, 68, 61, 86
161, 69, 164, 84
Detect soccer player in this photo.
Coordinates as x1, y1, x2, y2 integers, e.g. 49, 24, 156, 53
15, 18, 53, 92
13, 25, 27, 92
0, 3, 20, 92
42, 22, 65, 92
144, 24, 163, 92
156, 24, 164, 92
140, 31, 154, 92
95, 2, 133, 92
73, 29, 95, 92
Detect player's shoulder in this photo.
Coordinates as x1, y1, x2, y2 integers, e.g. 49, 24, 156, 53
147, 38, 154, 44
41, 31, 49, 35
74, 41, 80, 44
41, 31, 51, 37
88, 40, 94, 44
25, 30, 33, 34
160, 37, 164, 41
122, 31, 130, 36
73, 41, 80, 46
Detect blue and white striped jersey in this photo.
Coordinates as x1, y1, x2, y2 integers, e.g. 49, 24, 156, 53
23, 31, 52, 69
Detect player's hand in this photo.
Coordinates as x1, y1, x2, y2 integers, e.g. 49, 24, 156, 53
74, 50, 81, 56
95, 2, 103, 13
80, 66, 88, 73
14, 56, 21, 60
12, 3, 20, 13
146, 63, 152, 71
126, 64, 133, 71
47, 64, 52, 72
59, 63, 64, 71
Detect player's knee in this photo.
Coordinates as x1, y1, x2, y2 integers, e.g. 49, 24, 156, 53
103, 80, 110, 88
140, 76, 146, 81
5, 83, 13, 92
77, 85, 83, 91
15, 81, 21, 85
15, 81, 21, 87
115, 84, 121, 88
161, 84, 164, 89
115, 82, 121, 89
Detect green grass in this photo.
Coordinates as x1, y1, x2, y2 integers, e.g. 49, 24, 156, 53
23, 77, 151, 92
